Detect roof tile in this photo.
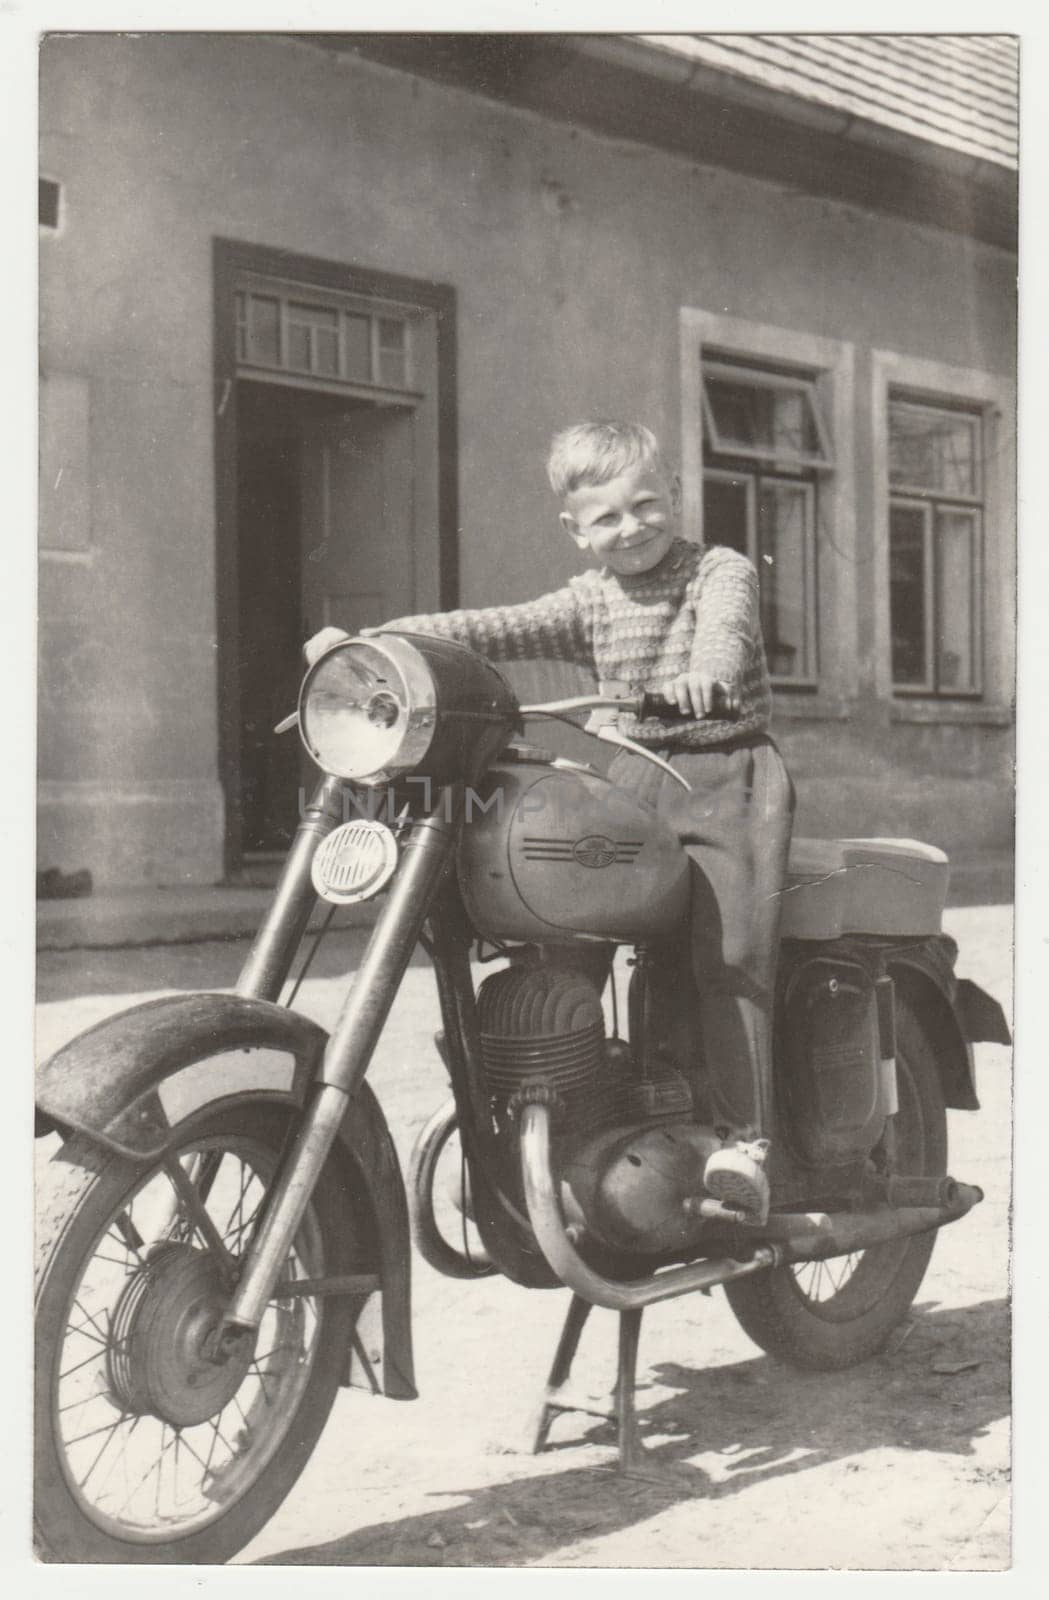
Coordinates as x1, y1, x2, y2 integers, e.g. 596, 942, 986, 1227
638, 34, 1018, 170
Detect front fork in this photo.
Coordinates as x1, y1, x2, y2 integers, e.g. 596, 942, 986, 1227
223, 779, 462, 1331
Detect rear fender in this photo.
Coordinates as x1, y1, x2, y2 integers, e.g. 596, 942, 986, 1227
35, 993, 416, 1399
887, 938, 1010, 1112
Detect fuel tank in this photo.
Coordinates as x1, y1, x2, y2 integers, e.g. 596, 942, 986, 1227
457, 757, 690, 944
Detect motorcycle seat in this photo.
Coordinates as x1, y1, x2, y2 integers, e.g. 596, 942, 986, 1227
780, 837, 949, 940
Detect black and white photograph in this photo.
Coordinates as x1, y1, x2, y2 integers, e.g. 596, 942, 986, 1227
18, 4, 1025, 1575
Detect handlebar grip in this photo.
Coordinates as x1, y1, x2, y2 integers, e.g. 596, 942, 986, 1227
636, 689, 739, 721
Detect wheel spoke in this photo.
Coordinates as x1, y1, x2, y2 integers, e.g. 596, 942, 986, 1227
59, 1346, 107, 1382
161, 1156, 236, 1282
74, 1411, 132, 1490
66, 1413, 132, 1449
223, 1196, 265, 1253
113, 1421, 177, 1520
112, 1211, 147, 1260
71, 1298, 110, 1346
248, 1361, 277, 1405
792, 1247, 865, 1303
175, 1429, 212, 1473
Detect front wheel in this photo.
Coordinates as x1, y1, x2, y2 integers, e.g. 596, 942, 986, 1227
35, 1102, 362, 1563
724, 998, 948, 1371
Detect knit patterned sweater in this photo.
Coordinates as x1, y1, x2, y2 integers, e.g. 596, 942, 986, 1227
383, 537, 772, 748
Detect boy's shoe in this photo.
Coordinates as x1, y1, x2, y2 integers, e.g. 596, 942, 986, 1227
703, 1138, 771, 1223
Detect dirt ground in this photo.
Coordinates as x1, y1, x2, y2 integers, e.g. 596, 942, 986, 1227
35, 902, 1012, 1571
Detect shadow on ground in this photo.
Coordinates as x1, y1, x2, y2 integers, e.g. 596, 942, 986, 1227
256, 1295, 1009, 1567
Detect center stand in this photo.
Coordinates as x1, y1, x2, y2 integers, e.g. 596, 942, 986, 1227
528, 1293, 699, 1487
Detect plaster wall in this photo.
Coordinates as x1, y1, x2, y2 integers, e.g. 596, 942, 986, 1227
38, 35, 1015, 884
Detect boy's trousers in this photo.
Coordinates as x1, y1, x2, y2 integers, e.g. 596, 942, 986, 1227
606, 735, 795, 1135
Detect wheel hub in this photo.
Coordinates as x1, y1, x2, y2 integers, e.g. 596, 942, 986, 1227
107, 1244, 256, 1427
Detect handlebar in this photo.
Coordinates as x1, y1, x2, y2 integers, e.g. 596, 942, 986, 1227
517, 689, 738, 722
636, 691, 732, 723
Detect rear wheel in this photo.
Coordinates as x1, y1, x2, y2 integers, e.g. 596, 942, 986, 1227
35, 1102, 362, 1563
724, 999, 948, 1370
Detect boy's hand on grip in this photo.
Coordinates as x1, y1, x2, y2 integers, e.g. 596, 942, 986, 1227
303, 626, 350, 667
660, 672, 740, 719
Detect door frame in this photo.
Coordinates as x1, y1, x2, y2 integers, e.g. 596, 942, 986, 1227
213, 237, 458, 875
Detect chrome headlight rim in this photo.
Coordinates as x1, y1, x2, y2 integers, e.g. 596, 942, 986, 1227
298, 634, 438, 785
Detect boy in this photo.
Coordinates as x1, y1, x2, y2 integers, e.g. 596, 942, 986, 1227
305, 421, 794, 1220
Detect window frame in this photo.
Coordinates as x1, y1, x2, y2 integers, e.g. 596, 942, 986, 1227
233, 272, 419, 401
888, 425, 985, 700
888, 494, 936, 695
872, 350, 1013, 715
703, 463, 820, 689
681, 310, 855, 710
701, 360, 835, 472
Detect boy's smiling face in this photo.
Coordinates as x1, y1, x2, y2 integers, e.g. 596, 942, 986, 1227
560, 463, 680, 576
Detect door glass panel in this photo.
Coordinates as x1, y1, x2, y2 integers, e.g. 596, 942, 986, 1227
889, 403, 979, 496
889, 503, 929, 685
703, 475, 749, 557
936, 508, 978, 691
286, 323, 310, 370
287, 304, 339, 374
757, 482, 810, 678
343, 313, 371, 381
314, 327, 339, 377
377, 319, 407, 388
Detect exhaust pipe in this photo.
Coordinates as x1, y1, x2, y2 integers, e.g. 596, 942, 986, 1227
519, 1104, 780, 1310
766, 1181, 983, 1263
520, 1105, 983, 1304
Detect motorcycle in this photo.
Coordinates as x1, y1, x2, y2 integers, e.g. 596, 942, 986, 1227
34, 631, 1010, 1562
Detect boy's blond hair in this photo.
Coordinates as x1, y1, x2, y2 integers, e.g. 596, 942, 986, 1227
546, 420, 667, 499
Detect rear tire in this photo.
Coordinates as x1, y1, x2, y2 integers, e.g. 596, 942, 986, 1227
724, 999, 948, 1371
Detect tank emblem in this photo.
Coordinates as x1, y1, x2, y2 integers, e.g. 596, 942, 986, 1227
522, 836, 642, 868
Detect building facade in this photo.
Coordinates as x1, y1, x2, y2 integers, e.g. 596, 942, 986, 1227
38, 33, 1017, 887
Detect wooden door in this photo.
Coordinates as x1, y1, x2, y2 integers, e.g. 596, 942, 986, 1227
299, 405, 418, 638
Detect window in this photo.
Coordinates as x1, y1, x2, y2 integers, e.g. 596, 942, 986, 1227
234, 278, 414, 394
888, 397, 983, 696
39, 177, 61, 230
701, 360, 832, 684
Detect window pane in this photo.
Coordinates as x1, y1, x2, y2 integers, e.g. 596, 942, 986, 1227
235, 292, 247, 361
376, 317, 408, 386
344, 313, 371, 380
247, 296, 280, 364
378, 317, 405, 352
287, 322, 310, 370
706, 376, 821, 459
889, 403, 979, 496
703, 475, 749, 556
889, 503, 929, 686
287, 304, 339, 374
378, 348, 407, 387
314, 327, 339, 376
936, 509, 978, 691
757, 482, 810, 678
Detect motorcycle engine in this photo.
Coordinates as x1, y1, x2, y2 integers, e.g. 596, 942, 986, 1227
476, 963, 627, 1202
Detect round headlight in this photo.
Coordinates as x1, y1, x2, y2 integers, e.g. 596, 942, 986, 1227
299, 637, 437, 784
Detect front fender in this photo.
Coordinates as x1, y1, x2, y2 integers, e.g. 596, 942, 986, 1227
36, 992, 415, 1400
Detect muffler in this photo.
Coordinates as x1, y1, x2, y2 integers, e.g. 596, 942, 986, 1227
763, 1181, 983, 1263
